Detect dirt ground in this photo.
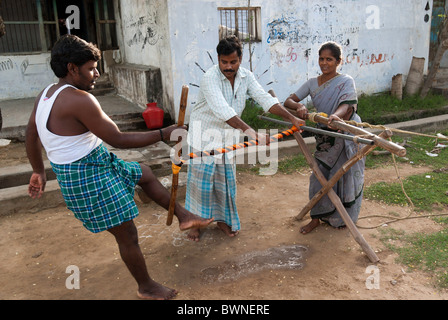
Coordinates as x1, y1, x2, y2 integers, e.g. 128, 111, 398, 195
1, 141, 448, 300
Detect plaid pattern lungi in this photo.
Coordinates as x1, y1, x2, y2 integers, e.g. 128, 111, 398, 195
185, 157, 240, 232
51, 143, 142, 233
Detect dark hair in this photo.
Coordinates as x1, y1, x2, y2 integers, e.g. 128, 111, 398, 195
318, 41, 342, 61
216, 35, 243, 57
50, 35, 101, 78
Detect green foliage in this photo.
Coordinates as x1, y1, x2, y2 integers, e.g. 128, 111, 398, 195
357, 92, 448, 124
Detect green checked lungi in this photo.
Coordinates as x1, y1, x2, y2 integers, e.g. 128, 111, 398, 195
51, 143, 143, 233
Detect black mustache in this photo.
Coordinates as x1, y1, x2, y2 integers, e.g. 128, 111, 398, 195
224, 69, 235, 73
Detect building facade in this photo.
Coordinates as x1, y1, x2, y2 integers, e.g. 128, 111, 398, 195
0, 0, 437, 122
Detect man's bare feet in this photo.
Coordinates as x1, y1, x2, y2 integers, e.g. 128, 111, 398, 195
217, 222, 239, 237
300, 218, 320, 234
187, 228, 201, 242
176, 207, 214, 231
137, 280, 178, 300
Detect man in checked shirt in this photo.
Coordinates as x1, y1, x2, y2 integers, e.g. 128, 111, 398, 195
185, 35, 305, 242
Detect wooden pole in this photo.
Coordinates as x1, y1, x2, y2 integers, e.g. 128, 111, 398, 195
257, 115, 375, 145
309, 113, 406, 157
296, 130, 392, 220
293, 131, 380, 263
166, 85, 189, 226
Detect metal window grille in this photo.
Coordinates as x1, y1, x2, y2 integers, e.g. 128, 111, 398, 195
94, 0, 118, 51
0, 0, 59, 54
0, 0, 118, 54
219, 7, 261, 42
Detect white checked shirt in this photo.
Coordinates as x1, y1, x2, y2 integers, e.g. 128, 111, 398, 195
188, 65, 279, 152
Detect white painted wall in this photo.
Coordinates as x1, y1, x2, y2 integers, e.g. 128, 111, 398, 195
0, 0, 433, 123
0, 54, 57, 101
163, 0, 432, 122
117, 0, 173, 111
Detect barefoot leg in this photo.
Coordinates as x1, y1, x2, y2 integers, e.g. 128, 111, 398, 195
217, 222, 239, 237
300, 218, 320, 234
137, 165, 213, 230
107, 220, 177, 300
187, 228, 201, 242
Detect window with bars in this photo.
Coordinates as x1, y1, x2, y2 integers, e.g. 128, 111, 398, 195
94, 0, 118, 51
0, 0, 118, 54
0, 0, 59, 53
218, 7, 261, 42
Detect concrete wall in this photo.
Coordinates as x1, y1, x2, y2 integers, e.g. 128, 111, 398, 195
0, 0, 433, 123
115, 0, 173, 113
162, 0, 432, 123
0, 54, 57, 101
110, 63, 163, 108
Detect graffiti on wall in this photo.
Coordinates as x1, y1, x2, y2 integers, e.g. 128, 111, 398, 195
125, 16, 159, 49
266, 3, 396, 70
0, 58, 13, 72
345, 49, 394, 67
267, 16, 308, 45
267, 15, 352, 45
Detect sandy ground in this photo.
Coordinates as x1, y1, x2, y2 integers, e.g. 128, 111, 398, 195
1, 139, 447, 302
0, 144, 448, 300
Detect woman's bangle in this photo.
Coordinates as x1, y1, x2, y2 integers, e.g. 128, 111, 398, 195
159, 128, 164, 141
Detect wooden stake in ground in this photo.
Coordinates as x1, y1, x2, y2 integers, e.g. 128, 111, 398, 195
167, 85, 189, 226
293, 131, 380, 263
266, 89, 379, 262
296, 130, 392, 221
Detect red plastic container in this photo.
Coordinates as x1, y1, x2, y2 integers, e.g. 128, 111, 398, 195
142, 102, 164, 129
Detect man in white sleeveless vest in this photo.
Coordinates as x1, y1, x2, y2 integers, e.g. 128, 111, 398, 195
25, 35, 212, 300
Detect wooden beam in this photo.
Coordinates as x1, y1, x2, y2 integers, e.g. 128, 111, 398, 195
296, 130, 392, 220
293, 131, 380, 263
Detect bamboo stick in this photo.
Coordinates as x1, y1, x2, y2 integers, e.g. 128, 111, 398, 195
167, 85, 189, 226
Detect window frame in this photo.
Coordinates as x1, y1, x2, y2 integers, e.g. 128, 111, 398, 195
218, 6, 262, 43
0, 0, 60, 54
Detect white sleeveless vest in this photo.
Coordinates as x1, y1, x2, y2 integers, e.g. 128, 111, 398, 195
35, 84, 102, 164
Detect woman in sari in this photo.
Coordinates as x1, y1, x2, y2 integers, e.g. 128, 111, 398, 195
285, 41, 365, 234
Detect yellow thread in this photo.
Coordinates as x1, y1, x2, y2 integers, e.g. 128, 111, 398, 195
172, 163, 181, 175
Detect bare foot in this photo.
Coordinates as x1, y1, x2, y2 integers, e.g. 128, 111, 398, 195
187, 228, 201, 242
217, 222, 239, 237
137, 280, 178, 300
300, 218, 320, 234
176, 208, 214, 231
